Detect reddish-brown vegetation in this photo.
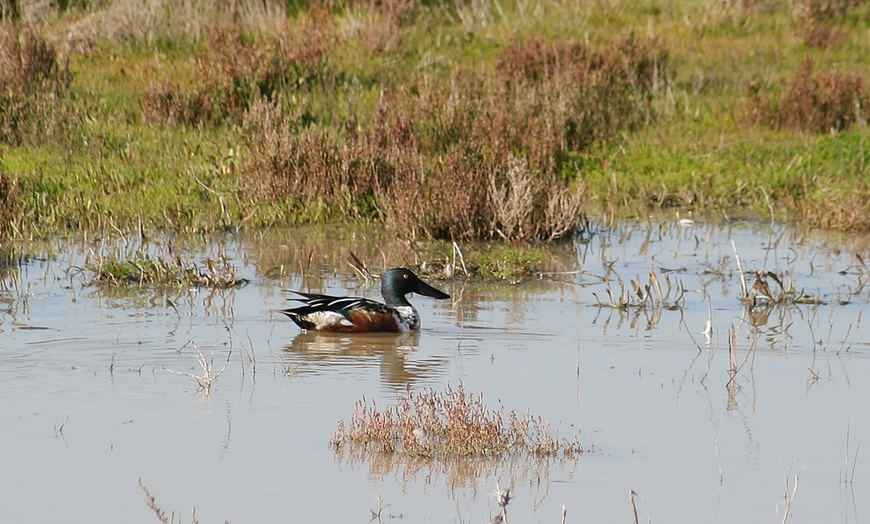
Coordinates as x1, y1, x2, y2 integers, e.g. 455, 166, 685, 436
142, 16, 335, 126
0, 29, 72, 146
238, 30, 668, 240
792, 0, 860, 48
748, 59, 868, 133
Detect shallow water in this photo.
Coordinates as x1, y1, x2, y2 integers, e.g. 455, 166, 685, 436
2, 220, 870, 523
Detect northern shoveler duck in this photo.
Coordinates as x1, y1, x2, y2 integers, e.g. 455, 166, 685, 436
281, 268, 450, 333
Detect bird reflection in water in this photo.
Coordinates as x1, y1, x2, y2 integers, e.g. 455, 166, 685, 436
283, 330, 446, 387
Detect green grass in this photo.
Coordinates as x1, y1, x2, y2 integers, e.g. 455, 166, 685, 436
467, 245, 547, 282
1, 0, 868, 239
576, 124, 868, 222
2, 124, 243, 235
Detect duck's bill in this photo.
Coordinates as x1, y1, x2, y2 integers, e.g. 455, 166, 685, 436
415, 280, 450, 300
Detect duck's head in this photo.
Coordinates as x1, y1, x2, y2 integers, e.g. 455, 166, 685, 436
381, 268, 450, 306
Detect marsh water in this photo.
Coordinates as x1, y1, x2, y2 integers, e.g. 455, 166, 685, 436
2, 219, 870, 523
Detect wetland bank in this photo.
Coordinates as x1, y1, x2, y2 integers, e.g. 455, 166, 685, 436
1, 0, 869, 522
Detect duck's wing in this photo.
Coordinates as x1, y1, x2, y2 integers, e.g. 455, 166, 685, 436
281, 291, 401, 332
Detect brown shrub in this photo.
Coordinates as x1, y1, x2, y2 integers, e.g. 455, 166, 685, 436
497, 32, 667, 151
567, 32, 667, 150
349, 79, 582, 240
242, 31, 666, 240
0, 29, 72, 145
243, 82, 583, 240
793, 0, 857, 47
375, 143, 491, 240
142, 30, 257, 125
747, 59, 868, 133
496, 36, 590, 84
143, 16, 335, 126
371, 0, 419, 27
242, 97, 385, 222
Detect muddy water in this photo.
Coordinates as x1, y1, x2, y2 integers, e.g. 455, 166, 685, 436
2, 220, 870, 523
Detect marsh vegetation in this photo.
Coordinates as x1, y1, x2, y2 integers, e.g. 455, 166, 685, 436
0, 0, 867, 240
2, 1, 870, 521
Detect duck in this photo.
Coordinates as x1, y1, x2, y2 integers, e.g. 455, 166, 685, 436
281, 268, 450, 332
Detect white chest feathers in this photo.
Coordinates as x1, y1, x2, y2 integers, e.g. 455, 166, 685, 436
394, 306, 420, 330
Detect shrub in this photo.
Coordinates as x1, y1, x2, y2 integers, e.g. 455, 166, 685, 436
0, 29, 73, 146
142, 17, 335, 126
498, 32, 668, 150
792, 0, 858, 48
747, 59, 868, 133
496, 36, 590, 85
241, 31, 668, 240
242, 98, 381, 219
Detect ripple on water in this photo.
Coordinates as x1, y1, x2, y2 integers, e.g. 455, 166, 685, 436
1, 220, 869, 523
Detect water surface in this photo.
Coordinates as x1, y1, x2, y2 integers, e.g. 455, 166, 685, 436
2, 220, 869, 523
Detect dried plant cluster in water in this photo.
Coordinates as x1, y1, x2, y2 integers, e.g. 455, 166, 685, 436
331, 383, 583, 461
593, 269, 686, 312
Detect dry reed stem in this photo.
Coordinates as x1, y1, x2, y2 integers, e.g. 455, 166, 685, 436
778, 463, 800, 524
844, 422, 864, 484
732, 240, 748, 299
160, 343, 231, 395
629, 490, 640, 524
728, 325, 738, 375
140, 479, 200, 524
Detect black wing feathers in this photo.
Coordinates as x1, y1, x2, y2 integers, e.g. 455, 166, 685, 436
286, 291, 392, 316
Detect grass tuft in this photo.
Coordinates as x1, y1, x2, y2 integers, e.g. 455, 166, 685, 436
85, 250, 248, 288
0, 171, 23, 236
466, 244, 547, 282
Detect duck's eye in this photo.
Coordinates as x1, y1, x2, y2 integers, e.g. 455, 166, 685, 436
403, 273, 410, 279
